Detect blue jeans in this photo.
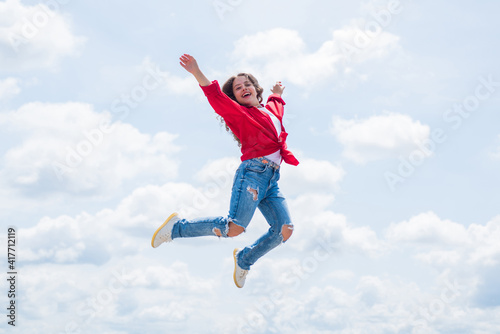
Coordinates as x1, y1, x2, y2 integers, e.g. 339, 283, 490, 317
171, 157, 293, 270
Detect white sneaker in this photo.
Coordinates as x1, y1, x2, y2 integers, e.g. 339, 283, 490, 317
233, 248, 249, 288
151, 213, 180, 248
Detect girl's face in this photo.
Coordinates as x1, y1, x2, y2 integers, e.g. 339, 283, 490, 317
232, 76, 260, 107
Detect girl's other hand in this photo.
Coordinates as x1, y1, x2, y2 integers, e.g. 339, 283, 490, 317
271, 81, 285, 96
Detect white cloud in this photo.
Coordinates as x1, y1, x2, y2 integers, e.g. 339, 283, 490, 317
230, 260, 499, 334
387, 212, 500, 267
332, 112, 431, 163
489, 135, 500, 160
13, 170, 500, 333
386, 211, 468, 246
280, 157, 345, 196
466, 216, 500, 266
288, 193, 388, 257
3, 0, 498, 332
229, 25, 401, 87
18, 174, 244, 265
15, 155, 346, 266
14, 177, 238, 332
0, 0, 85, 71
385, 212, 500, 314
414, 249, 462, 266
21, 214, 93, 264
137, 57, 201, 97
325, 269, 356, 281
17, 258, 220, 333
193, 156, 240, 184
0, 102, 180, 196
130, 261, 215, 294
0, 77, 21, 100
232, 28, 306, 61
232, 272, 451, 334
332, 18, 401, 63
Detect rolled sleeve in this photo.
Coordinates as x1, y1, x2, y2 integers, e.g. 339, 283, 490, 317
266, 94, 286, 119
200, 80, 243, 121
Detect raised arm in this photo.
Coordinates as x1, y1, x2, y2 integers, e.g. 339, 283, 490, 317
179, 54, 211, 87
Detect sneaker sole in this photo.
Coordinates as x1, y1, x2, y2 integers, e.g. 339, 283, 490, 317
151, 212, 178, 248
233, 248, 243, 288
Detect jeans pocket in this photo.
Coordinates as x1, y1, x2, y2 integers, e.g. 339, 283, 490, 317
246, 163, 268, 173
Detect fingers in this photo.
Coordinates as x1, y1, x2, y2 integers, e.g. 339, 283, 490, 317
270, 81, 285, 94
179, 54, 193, 64
179, 54, 194, 71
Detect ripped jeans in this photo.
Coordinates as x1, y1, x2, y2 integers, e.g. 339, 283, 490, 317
171, 157, 293, 270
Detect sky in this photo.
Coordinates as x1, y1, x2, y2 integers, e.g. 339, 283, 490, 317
0, 0, 499, 333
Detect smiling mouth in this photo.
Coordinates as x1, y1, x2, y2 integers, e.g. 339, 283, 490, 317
242, 92, 251, 98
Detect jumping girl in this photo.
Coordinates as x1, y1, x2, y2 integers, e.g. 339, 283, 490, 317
151, 54, 299, 288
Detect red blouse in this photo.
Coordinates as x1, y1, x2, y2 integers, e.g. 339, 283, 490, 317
201, 80, 299, 166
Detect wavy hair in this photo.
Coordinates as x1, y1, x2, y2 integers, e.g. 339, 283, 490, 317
220, 73, 264, 147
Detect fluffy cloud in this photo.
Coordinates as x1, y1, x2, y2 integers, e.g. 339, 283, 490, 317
331, 18, 401, 62
18, 258, 220, 333
287, 193, 388, 258
15, 156, 347, 264
193, 156, 240, 185
383, 212, 500, 320
386, 212, 500, 267
231, 260, 474, 334
332, 112, 431, 163
489, 135, 500, 160
18, 183, 177, 264
231, 250, 498, 334
191, 156, 346, 214
386, 211, 469, 246
229, 24, 401, 87
0, 77, 21, 100
0, 0, 85, 71
14, 166, 500, 333
14, 173, 253, 332
137, 57, 202, 97
0, 101, 180, 196
280, 157, 345, 196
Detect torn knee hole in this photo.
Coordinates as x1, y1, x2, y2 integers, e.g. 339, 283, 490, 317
281, 224, 294, 242
213, 227, 222, 237
227, 221, 245, 237
246, 186, 258, 201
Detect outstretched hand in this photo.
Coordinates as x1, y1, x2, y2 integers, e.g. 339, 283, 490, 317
179, 53, 211, 86
271, 81, 285, 96
179, 54, 200, 74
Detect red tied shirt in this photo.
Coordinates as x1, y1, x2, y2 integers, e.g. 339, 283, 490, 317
201, 80, 299, 166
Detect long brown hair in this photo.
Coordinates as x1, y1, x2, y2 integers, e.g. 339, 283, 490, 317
220, 73, 264, 147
